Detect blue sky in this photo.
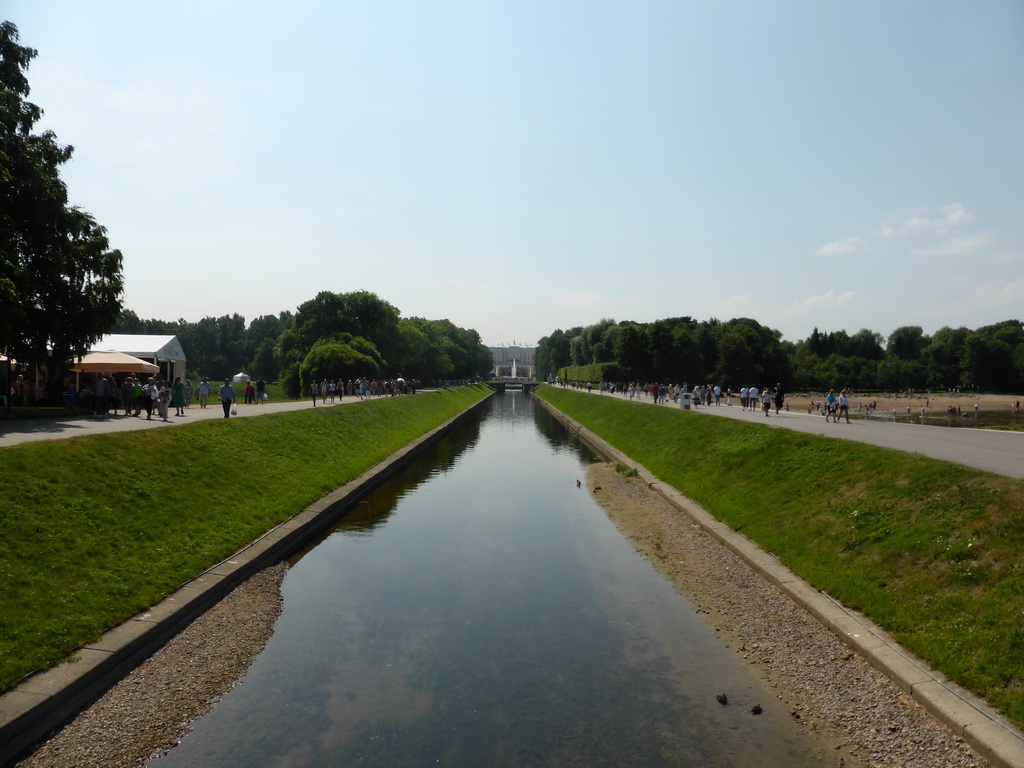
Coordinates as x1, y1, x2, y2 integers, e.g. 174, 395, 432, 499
7, 1, 1023, 346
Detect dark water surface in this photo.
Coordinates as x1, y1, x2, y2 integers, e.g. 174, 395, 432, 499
151, 394, 828, 767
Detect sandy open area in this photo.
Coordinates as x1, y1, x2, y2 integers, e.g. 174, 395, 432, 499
750, 391, 1023, 418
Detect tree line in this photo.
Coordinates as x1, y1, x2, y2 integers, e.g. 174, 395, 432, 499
535, 317, 1024, 393
117, 290, 494, 396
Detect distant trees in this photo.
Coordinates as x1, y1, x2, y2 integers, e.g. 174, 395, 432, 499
116, 291, 492, 393
274, 290, 492, 397
536, 316, 1024, 393
1, 22, 123, 366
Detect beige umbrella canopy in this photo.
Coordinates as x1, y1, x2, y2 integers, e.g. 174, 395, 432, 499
70, 350, 159, 374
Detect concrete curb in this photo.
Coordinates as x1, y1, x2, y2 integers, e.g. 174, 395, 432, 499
536, 395, 1024, 768
0, 391, 492, 765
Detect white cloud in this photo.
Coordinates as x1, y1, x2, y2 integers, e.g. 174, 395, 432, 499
912, 233, 992, 257
991, 250, 1019, 265
712, 293, 756, 316
815, 237, 863, 256
796, 289, 855, 312
972, 279, 1024, 307
714, 290, 854, 327
564, 291, 604, 310
876, 203, 975, 239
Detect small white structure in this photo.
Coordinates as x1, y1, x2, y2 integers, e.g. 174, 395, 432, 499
232, 371, 250, 383
89, 334, 186, 382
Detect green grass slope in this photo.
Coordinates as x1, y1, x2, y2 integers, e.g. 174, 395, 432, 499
0, 386, 490, 689
537, 384, 1024, 726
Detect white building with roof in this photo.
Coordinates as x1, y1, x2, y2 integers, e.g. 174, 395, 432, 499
89, 334, 186, 382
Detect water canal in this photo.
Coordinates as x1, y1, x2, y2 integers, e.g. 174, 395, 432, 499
151, 393, 830, 767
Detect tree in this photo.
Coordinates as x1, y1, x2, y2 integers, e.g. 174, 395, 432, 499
848, 329, 885, 361
921, 326, 969, 390
612, 324, 646, 378
0, 22, 123, 367
299, 337, 382, 395
886, 326, 928, 361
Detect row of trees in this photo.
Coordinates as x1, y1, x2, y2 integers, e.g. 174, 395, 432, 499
117, 290, 494, 396
536, 317, 1024, 393
1, 22, 124, 367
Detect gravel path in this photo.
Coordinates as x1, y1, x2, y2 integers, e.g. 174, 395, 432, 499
18, 562, 289, 768
587, 462, 988, 768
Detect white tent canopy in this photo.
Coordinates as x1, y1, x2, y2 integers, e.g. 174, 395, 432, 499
233, 372, 250, 382
71, 350, 159, 374
89, 334, 186, 381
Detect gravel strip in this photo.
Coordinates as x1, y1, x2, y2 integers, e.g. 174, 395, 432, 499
18, 562, 289, 768
587, 462, 988, 768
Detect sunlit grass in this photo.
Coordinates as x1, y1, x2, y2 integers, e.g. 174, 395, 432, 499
537, 385, 1024, 726
0, 386, 490, 689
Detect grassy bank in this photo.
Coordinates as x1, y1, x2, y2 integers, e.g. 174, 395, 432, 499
536, 384, 1024, 726
0, 386, 491, 689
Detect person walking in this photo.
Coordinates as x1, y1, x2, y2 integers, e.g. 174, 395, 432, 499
157, 380, 172, 422
198, 377, 211, 409
310, 379, 319, 407
219, 378, 235, 418
839, 389, 851, 423
131, 377, 143, 416
121, 377, 134, 416
144, 377, 158, 420
825, 389, 838, 423
171, 376, 186, 417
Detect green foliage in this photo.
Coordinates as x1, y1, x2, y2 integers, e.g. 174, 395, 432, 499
537, 385, 1024, 726
536, 314, 1024, 393
556, 362, 625, 383
114, 292, 492, 394
299, 337, 381, 393
0, 385, 491, 688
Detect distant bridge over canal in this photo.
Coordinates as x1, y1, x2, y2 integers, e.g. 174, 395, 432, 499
486, 380, 538, 393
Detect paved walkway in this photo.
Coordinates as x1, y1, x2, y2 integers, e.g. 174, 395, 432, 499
576, 388, 1024, 479
0, 397, 357, 447
6, 390, 1023, 479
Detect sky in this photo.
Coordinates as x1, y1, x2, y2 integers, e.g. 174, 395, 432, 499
6, 1, 1024, 347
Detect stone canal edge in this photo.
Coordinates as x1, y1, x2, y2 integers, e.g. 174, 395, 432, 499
0, 393, 495, 766
534, 394, 1024, 768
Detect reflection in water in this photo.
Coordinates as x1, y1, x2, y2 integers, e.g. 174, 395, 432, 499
151, 393, 827, 767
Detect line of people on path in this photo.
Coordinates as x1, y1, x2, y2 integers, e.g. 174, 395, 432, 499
308, 377, 416, 406
68, 374, 260, 421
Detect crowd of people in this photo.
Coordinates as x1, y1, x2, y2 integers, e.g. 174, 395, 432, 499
556, 379, 793, 416
66, 375, 270, 421
307, 377, 416, 406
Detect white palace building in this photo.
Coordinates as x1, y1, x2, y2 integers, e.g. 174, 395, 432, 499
488, 345, 535, 380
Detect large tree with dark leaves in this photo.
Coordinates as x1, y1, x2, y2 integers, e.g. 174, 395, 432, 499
0, 21, 123, 366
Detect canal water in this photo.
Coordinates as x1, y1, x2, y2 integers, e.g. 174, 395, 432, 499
151, 393, 829, 767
